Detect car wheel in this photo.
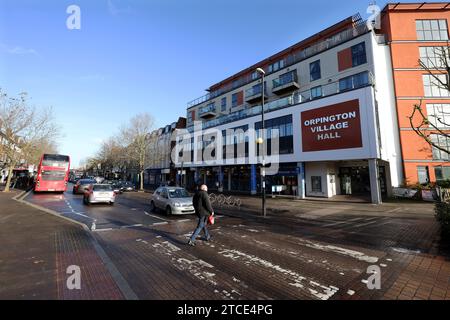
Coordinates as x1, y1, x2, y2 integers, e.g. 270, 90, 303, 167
110, 202, 114, 206
150, 201, 156, 212
166, 206, 172, 216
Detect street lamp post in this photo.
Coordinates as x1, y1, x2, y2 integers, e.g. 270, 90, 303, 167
256, 67, 266, 217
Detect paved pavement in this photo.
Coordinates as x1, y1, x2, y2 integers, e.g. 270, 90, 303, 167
1, 187, 449, 300
0, 190, 124, 299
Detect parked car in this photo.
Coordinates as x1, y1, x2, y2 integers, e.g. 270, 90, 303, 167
83, 184, 116, 205
120, 181, 136, 192
73, 179, 96, 194
112, 182, 123, 194
150, 187, 195, 216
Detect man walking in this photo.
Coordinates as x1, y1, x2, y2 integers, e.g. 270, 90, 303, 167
188, 184, 214, 246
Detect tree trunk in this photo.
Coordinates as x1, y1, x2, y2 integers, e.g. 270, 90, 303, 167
140, 171, 144, 191
3, 166, 14, 192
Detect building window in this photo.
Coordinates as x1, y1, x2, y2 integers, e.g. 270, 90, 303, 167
431, 134, 450, 161
420, 47, 449, 68
311, 176, 322, 193
232, 93, 238, 108
351, 42, 367, 67
339, 71, 369, 92
310, 86, 322, 99
435, 166, 450, 182
417, 166, 430, 185
255, 115, 294, 155
423, 74, 450, 97
416, 19, 449, 41
268, 59, 285, 73
251, 71, 259, 80
310, 60, 321, 81
187, 110, 195, 124
221, 97, 227, 112
427, 104, 450, 128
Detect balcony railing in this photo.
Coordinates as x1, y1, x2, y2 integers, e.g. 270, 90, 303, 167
187, 71, 373, 131
273, 71, 298, 89
187, 19, 369, 109
198, 103, 217, 119
199, 104, 216, 115
245, 84, 267, 102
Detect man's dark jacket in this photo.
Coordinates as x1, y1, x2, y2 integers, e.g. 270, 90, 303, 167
193, 190, 213, 218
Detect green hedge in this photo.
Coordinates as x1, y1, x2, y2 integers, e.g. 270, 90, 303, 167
435, 202, 450, 237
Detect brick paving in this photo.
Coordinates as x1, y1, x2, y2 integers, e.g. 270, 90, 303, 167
0, 190, 124, 299
2, 188, 450, 300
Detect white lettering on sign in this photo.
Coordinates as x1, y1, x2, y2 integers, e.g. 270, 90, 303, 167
304, 111, 356, 142
304, 112, 357, 127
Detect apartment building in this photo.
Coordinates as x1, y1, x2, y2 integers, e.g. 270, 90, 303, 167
380, 2, 450, 186
178, 11, 407, 204
145, 117, 186, 188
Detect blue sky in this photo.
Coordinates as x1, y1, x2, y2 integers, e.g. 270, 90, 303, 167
0, 0, 423, 167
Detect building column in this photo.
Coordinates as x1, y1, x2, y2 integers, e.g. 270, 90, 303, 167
384, 161, 393, 198
194, 168, 200, 185
297, 162, 306, 199
218, 166, 224, 192
369, 159, 382, 205
251, 164, 257, 195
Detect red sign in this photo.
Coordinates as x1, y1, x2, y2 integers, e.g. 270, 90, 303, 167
301, 99, 362, 152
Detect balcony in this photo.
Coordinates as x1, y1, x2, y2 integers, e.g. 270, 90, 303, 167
186, 17, 369, 109
272, 71, 300, 95
186, 71, 374, 132
245, 84, 268, 104
199, 104, 217, 119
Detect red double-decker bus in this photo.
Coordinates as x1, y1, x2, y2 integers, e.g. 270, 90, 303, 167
34, 154, 71, 193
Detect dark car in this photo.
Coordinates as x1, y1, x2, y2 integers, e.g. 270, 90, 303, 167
73, 179, 96, 194
120, 181, 136, 192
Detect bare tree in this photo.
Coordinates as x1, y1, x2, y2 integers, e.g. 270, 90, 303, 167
119, 113, 154, 191
0, 89, 60, 192
410, 46, 450, 157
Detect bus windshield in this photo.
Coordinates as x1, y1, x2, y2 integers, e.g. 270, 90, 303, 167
42, 154, 70, 168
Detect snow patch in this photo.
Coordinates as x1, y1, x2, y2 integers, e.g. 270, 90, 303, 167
219, 249, 339, 300
298, 239, 379, 263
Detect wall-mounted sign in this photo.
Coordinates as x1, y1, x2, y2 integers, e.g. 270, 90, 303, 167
301, 99, 363, 152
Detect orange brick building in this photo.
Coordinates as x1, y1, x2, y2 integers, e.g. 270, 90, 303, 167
381, 2, 450, 185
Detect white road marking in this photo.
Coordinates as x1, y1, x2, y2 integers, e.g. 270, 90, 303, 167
347, 290, 355, 296
120, 224, 143, 229
177, 219, 191, 223
144, 212, 167, 221
152, 222, 168, 226
93, 228, 114, 232
219, 249, 339, 300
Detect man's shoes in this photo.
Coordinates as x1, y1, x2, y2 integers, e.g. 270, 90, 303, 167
187, 240, 196, 246
204, 236, 212, 242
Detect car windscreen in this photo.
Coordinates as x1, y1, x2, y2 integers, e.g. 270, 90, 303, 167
168, 189, 190, 198
93, 185, 112, 191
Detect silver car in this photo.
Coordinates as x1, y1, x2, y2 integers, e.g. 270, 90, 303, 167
150, 187, 195, 216
83, 184, 116, 205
